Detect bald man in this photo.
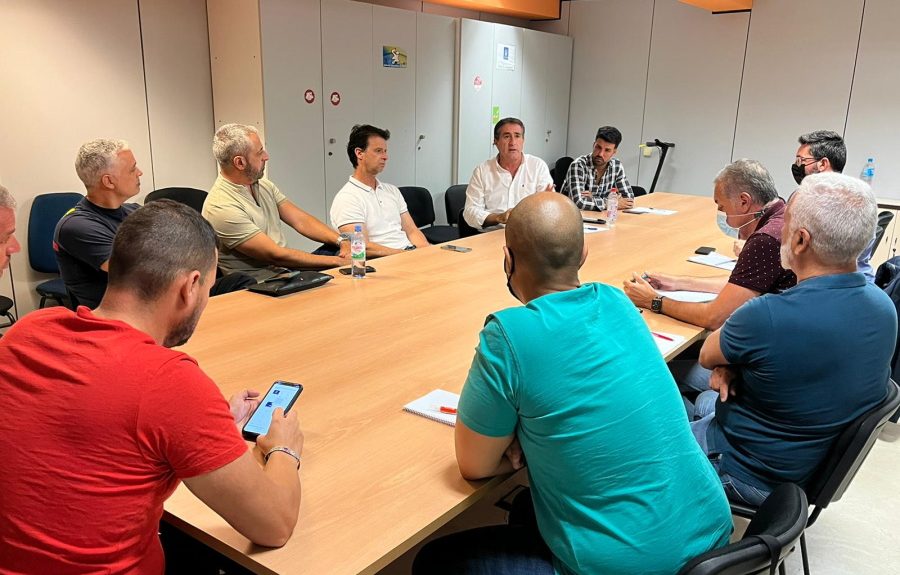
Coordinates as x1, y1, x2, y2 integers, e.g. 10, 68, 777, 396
413, 194, 731, 575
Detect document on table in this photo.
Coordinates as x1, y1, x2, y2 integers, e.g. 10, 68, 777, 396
656, 289, 717, 303
622, 207, 677, 215
583, 224, 608, 234
651, 331, 687, 356
403, 389, 459, 426
688, 252, 737, 271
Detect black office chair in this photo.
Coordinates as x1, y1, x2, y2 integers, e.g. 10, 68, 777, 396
632, 185, 648, 197
28, 192, 83, 308
678, 483, 808, 575
730, 379, 900, 575
145, 187, 208, 213
444, 184, 468, 227
551, 156, 574, 193
874, 211, 894, 251
457, 208, 480, 238
398, 186, 458, 244
0, 295, 15, 330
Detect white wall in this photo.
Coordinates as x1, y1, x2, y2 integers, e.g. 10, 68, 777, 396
0, 0, 215, 320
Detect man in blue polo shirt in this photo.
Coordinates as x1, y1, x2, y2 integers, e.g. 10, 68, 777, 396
414, 193, 732, 575
689, 172, 896, 506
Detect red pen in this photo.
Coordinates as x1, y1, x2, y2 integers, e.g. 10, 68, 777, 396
651, 332, 674, 342
439, 406, 458, 415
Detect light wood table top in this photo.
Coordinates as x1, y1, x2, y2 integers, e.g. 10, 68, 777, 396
163, 192, 732, 575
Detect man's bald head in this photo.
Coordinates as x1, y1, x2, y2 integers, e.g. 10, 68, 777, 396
505, 193, 585, 283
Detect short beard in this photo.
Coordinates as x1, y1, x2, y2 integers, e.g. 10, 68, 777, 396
164, 304, 203, 348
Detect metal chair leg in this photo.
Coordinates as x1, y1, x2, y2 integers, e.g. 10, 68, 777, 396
800, 532, 810, 575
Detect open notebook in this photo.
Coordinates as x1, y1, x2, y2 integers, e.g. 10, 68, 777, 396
403, 389, 460, 426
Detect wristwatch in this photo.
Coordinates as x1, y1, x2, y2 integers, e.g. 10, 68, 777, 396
337, 232, 352, 245
651, 295, 666, 314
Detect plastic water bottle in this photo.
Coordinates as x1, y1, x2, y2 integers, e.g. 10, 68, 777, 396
861, 158, 875, 186
607, 188, 619, 228
351, 225, 366, 279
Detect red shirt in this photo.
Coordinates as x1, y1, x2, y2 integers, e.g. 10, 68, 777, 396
728, 199, 797, 294
0, 307, 247, 575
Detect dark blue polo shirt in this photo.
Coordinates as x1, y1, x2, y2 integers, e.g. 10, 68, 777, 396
712, 272, 896, 491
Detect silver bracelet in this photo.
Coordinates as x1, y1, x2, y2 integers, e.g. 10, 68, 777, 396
264, 446, 302, 469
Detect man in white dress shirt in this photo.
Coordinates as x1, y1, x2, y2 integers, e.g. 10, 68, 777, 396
463, 118, 554, 230
330, 124, 429, 257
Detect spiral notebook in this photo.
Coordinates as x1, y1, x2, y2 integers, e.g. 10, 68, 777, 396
403, 389, 460, 426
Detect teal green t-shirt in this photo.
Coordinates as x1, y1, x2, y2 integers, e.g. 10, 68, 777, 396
459, 283, 732, 575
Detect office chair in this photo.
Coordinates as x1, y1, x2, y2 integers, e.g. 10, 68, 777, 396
632, 185, 648, 197
457, 208, 480, 238
398, 186, 458, 244
874, 211, 894, 251
444, 184, 468, 227
0, 295, 14, 329
28, 192, 83, 308
678, 483, 807, 575
551, 156, 574, 193
730, 379, 900, 575
145, 187, 208, 213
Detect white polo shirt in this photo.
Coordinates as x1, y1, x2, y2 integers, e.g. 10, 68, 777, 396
330, 177, 412, 249
463, 154, 553, 228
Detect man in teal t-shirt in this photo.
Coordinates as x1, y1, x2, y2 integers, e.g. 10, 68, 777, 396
413, 193, 732, 575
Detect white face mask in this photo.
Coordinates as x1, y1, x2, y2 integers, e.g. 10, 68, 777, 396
716, 210, 763, 239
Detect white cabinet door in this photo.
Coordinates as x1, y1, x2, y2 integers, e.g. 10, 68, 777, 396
415, 13, 456, 222
322, 0, 374, 214
457, 19, 495, 183
373, 5, 417, 188
260, 0, 327, 248
490, 24, 523, 136
521, 29, 549, 163
543, 32, 572, 166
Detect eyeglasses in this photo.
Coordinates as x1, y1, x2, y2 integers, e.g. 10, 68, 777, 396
794, 156, 820, 166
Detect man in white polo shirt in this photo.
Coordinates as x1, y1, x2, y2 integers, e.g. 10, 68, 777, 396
330, 125, 429, 257
462, 117, 554, 230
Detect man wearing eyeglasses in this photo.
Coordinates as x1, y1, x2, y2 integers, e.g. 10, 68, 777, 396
791, 130, 877, 282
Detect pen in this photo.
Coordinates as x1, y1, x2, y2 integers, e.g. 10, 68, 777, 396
439, 406, 458, 414
585, 226, 599, 231
651, 332, 674, 342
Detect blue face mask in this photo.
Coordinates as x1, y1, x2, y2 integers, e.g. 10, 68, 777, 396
716, 211, 763, 239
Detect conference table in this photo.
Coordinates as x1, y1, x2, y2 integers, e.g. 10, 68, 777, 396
164, 192, 735, 575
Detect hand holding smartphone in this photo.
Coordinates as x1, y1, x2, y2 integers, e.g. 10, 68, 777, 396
242, 381, 304, 441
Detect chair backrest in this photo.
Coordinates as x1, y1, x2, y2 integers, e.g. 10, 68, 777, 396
398, 186, 435, 228
632, 185, 648, 197
806, 378, 900, 514
678, 483, 808, 575
875, 211, 894, 250
28, 192, 83, 274
445, 184, 468, 227
552, 156, 574, 193
457, 208, 480, 238
145, 187, 208, 214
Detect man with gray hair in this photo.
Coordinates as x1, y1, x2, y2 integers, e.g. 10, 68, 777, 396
55, 139, 143, 308
203, 123, 349, 281
686, 172, 896, 505
624, 159, 796, 330
0, 185, 22, 276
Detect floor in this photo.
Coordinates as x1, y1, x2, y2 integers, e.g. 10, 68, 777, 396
377, 423, 900, 575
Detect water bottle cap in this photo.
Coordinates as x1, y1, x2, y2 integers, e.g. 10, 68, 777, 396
868, 157, 875, 162
354, 225, 362, 232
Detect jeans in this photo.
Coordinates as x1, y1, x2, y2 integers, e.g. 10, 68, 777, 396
669, 359, 713, 395
413, 490, 554, 575
691, 414, 770, 507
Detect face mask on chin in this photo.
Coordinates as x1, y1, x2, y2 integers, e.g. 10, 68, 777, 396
504, 249, 520, 303
716, 210, 763, 239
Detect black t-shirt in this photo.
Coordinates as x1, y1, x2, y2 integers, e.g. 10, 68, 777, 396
53, 198, 139, 308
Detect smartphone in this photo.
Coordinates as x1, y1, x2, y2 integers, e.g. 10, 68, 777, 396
441, 244, 473, 253
582, 217, 607, 225
694, 246, 716, 255
339, 266, 376, 275
241, 381, 304, 441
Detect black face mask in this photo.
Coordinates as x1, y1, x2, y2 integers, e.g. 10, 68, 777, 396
791, 163, 806, 185
504, 249, 520, 302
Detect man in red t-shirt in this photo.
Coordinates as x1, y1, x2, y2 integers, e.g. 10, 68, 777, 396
623, 159, 796, 330
0, 200, 304, 574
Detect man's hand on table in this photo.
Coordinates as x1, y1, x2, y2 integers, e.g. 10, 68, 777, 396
623, 272, 660, 309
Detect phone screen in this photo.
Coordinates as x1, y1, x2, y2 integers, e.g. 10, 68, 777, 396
242, 381, 303, 439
